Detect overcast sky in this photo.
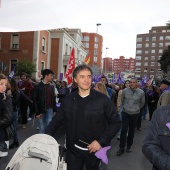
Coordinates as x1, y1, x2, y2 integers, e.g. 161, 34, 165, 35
0, 0, 170, 59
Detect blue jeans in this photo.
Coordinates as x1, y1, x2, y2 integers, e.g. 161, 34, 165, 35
12, 110, 19, 141
39, 108, 53, 134
142, 104, 148, 119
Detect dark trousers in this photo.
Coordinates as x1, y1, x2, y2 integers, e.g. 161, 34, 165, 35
119, 111, 139, 149
66, 148, 100, 170
148, 105, 157, 121
20, 100, 29, 124
137, 106, 144, 129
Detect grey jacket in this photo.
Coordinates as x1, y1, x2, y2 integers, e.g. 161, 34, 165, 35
142, 105, 170, 170
122, 87, 145, 114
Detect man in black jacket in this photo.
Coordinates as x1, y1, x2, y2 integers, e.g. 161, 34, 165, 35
142, 105, 170, 170
34, 69, 56, 134
46, 64, 121, 170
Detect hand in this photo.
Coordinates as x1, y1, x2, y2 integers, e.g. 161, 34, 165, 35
36, 114, 41, 119
53, 112, 56, 115
87, 140, 101, 153
7, 90, 12, 95
22, 88, 25, 91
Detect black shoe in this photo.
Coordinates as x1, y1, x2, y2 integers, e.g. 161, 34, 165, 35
116, 148, 124, 156
126, 146, 131, 153
9, 140, 19, 149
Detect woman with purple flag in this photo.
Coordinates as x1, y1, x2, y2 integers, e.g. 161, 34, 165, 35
147, 85, 159, 121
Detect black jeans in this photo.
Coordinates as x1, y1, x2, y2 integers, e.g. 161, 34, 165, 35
20, 99, 29, 124
119, 111, 139, 149
66, 147, 100, 170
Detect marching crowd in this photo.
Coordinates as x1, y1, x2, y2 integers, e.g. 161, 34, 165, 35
0, 64, 170, 170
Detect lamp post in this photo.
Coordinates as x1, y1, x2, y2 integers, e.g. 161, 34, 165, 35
96, 23, 101, 34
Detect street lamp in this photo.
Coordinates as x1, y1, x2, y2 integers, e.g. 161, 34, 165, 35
96, 23, 101, 34
106, 47, 109, 57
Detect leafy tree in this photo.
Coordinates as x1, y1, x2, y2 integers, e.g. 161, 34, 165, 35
159, 45, 170, 73
166, 21, 170, 30
16, 59, 36, 76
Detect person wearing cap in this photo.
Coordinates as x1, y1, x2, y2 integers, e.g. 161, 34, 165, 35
157, 79, 170, 108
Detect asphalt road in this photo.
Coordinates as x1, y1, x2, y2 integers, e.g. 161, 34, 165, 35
1, 116, 152, 170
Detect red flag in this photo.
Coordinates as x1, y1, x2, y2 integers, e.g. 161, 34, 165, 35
65, 48, 75, 85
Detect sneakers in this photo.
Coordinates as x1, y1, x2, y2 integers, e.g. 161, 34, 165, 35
27, 117, 32, 121
116, 148, 124, 156
0, 141, 8, 157
22, 124, 26, 129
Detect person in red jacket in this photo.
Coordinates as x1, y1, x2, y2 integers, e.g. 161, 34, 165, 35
18, 72, 33, 128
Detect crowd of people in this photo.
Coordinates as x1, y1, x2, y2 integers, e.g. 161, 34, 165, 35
0, 64, 170, 170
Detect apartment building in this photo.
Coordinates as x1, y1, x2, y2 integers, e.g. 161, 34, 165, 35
0, 28, 87, 80
112, 56, 135, 74
135, 26, 170, 78
82, 32, 103, 69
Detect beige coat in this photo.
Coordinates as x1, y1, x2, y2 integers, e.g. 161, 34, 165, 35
157, 91, 170, 108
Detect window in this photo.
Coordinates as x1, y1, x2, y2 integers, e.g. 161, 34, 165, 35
151, 62, 155, 66
159, 43, 163, 47
159, 49, 163, 53
152, 43, 156, 47
83, 43, 89, 48
160, 36, 164, 40
165, 42, 170, 46
158, 63, 161, 66
136, 56, 141, 60
84, 36, 89, 41
150, 68, 154, 72
144, 62, 148, 66
145, 57, 148, 60
135, 68, 141, 72
136, 62, 141, 66
94, 57, 97, 62
95, 37, 98, 42
42, 37, 46, 52
11, 34, 19, 49
158, 56, 161, 60
165, 36, 170, 40
65, 44, 68, 55
145, 50, 149, 54
10, 60, 17, 72
162, 30, 166, 32
136, 44, 142, 48
152, 30, 156, 33
94, 50, 98, 55
137, 38, 142, 42
145, 37, 149, 41
136, 50, 142, 54
151, 56, 155, 60
41, 61, 45, 75
151, 50, 155, 53
152, 36, 156, 41
145, 43, 149, 47
94, 44, 98, 48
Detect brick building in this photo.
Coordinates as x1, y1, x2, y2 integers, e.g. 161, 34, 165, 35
0, 28, 87, 80
82, 32, 103, 69
135, 26, 170, 78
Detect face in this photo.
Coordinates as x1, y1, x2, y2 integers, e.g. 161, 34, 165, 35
129, 79, 138, 90
125, 81, 130, 88
100, 78, 107, 85
74, 69, 92, 91
46, 73, 54, 83
21, 74, 27, 81
0, 79, 7, 93
149, 86, 153, 91
160, 83, 167, 90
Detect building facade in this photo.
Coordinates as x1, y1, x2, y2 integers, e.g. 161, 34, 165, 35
135, 26, 170, 78
82, 32, 103, 70
112, 56, 135, 74
0, 28, 87, 80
